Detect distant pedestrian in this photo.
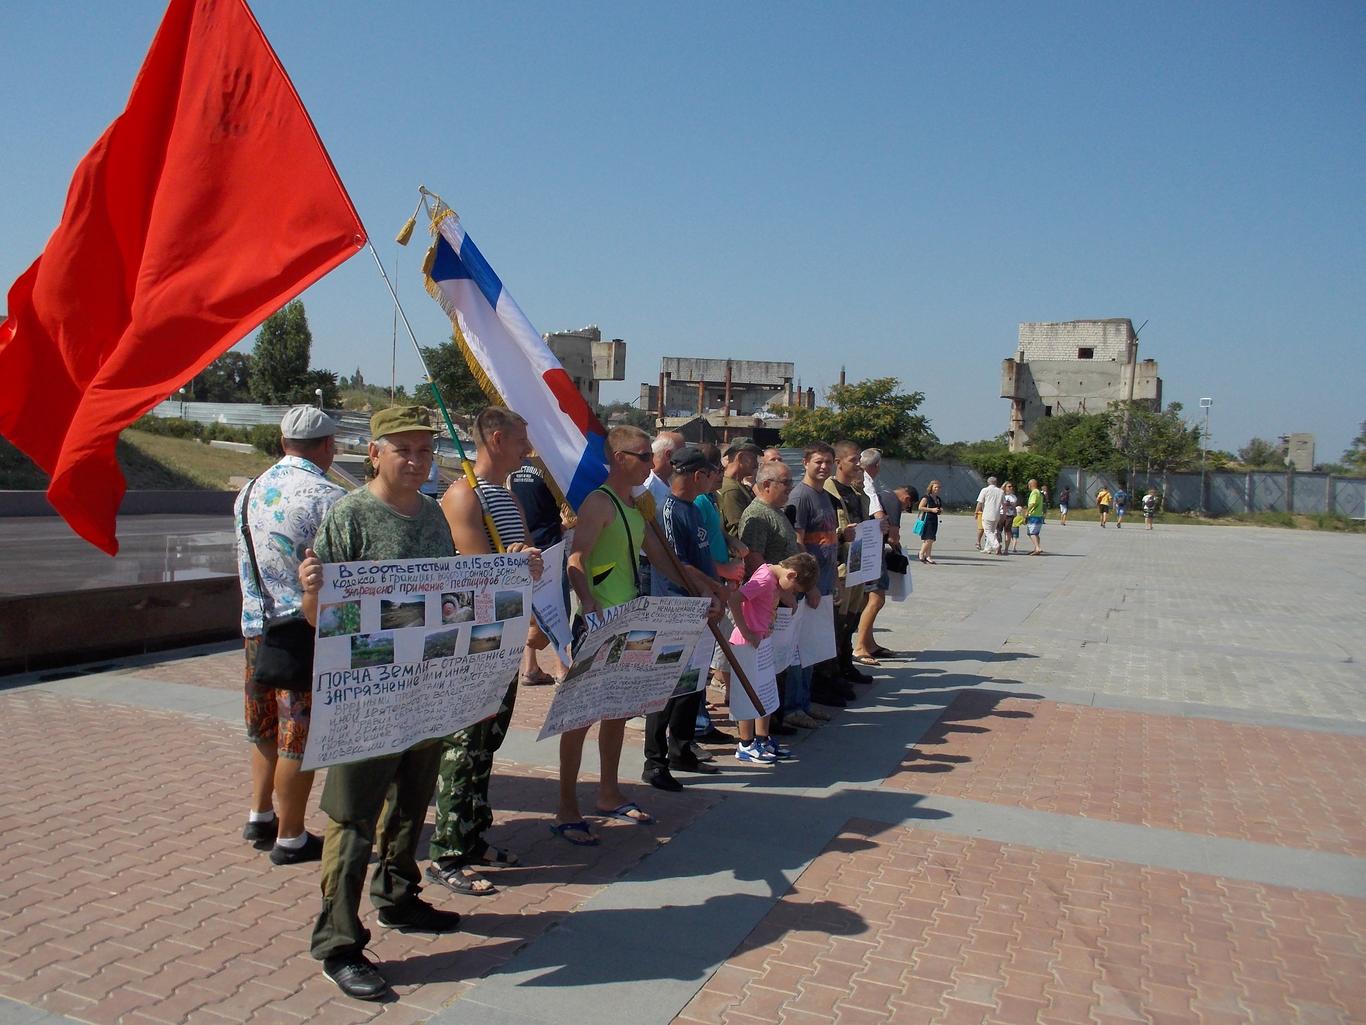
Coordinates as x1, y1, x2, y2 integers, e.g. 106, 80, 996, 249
1058, 486, 1071, 525
917, 481, 942, 564
1025, 478, 1045, 555
234, 406, 344, 866
976, 476, 1004, 554
999, 482, 1019, 555
1114, 486, 1129, 528
1096, 486, 1112, 527
1142, 488, 1159, 529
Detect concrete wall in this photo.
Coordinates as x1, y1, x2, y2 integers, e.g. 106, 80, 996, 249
1018, 320, 1135, 362
1051, 467, 1366, 517
661, 358, 794, 387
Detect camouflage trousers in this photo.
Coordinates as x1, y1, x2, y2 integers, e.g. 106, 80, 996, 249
428, 676, 518, 866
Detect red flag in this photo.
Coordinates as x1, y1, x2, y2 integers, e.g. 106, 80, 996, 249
0, 0, 365, 554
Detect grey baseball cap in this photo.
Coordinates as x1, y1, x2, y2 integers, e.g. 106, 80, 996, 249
280, 406, 339, 440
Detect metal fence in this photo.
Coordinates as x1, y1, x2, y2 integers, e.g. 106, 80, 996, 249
1052, 466, 1366, 518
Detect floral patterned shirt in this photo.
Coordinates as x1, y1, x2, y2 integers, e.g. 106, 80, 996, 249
234, 456, 346, 636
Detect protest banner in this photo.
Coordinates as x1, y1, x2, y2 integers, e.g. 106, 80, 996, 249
680, 632, 715, 694
772, 606, 797, 671
798, 596, 837, 666
844, 518, 883, 588
530, 539, 572, 662
726, 639, 780, 720
537, 594, 711, 740
302, 554, 530, 770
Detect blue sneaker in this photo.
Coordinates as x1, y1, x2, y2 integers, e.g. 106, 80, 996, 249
761, 737, 792, 760
735, 741, 776, 765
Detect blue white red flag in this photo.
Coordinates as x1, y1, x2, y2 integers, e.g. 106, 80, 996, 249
422, 208, 608, 509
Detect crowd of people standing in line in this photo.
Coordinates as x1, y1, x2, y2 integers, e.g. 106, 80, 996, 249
236, 403, 1154, 1000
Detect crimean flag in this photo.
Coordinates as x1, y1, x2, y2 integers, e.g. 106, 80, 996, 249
421, 205, 608, 509
0, 0, 366, 554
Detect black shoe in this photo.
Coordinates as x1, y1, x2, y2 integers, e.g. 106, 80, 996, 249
697, 727, 735, 743
843, 668, 873, 685
642, 769, 683, 792
269, 832, 323, 865
812, 690, 848, 708
376, 898, 462, 933
769, 723, 798, 737
668, 757, 720, 775
322, 955, 388, 1001
242, 817, 278, 851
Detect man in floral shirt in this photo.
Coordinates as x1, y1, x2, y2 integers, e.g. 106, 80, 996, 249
234, 406, 345, 865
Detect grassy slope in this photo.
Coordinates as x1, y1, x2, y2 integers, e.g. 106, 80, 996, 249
1, 430, 275, 490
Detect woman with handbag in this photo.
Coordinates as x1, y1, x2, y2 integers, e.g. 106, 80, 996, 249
916, 480, 942, 564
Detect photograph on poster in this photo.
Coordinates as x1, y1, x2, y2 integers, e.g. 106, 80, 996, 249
847, 539, 863, 575
319, 601, 361, 638
380, 598, 426, 629
671, 668, 702, 697
494, 589, 524, 621
604, 633, 628, 665
422, 627, 464, 661
469, 623, 504, 653
655, 645, 685, 665
624, 630, 656, 652
441, 591, 475, 624
350, 631, 395, 669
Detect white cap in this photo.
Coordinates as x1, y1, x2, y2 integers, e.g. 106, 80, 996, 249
280, 406, 339, 440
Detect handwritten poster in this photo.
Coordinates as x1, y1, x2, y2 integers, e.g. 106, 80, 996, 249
537, 595, 711, 740
302, 554, 531, 770
727, 639, 780, 720
772, 606, 797, 671
844, 519, 883, 588
531, 539, 572, 663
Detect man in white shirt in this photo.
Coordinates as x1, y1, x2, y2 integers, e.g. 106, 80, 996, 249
976, 477, 1004, 552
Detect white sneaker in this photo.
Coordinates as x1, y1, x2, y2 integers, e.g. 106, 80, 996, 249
735, 741, 777, 765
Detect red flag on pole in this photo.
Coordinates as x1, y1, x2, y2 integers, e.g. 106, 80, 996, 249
0, 0, 366, 554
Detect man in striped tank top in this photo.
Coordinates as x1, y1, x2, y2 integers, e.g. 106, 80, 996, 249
427, 408, 543, 897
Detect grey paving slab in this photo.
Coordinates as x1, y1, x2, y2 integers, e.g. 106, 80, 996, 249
6, 673, 243, 722
0, 997, 81, 1025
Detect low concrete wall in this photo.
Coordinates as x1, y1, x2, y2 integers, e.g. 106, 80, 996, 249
0, 490, 237, 517
0, 577, 241, 674
1052, 468, 1366, 516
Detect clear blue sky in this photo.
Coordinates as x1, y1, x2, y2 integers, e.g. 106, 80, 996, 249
3, 2, 1363, 460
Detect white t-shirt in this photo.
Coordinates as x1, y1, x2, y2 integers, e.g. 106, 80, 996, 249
631, 471, 671, 523
980, 485, 1005, 524
863, 471, 883, 516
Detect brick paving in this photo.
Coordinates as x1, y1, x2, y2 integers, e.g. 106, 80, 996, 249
0, 690, 713, 1025
676, 819, 1366, 1025
884, 692, 1366, 855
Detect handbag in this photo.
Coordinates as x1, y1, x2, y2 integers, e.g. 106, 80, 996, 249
884, 548, 910, 574
240, 477, 315, 692
912, 514, 926, 537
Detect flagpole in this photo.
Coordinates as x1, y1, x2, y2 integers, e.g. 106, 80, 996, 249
364, 239, 505, 553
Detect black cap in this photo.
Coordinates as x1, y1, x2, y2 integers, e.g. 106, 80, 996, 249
723, 441, 762, 459
670, 448, 715, 475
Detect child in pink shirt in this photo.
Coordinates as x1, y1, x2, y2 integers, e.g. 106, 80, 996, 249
730, 553, 818, 764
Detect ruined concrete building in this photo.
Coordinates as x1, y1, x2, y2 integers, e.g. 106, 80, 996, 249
542, 326, 626, 406
1002, 319, 1161, 452
639, 358, 798, 419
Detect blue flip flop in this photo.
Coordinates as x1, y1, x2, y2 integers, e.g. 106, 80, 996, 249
597, 802, 654, 825
549, 820, 599, 846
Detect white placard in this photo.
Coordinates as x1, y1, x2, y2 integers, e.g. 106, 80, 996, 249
303, 554, 531, 771
797, 596, 837, 667
771, 606, 797, 671
682, 633, 716, 693
537, 595, 712, 740
531, 540, 572, 663
727, 639, 780, 720
844, 518, 883, 588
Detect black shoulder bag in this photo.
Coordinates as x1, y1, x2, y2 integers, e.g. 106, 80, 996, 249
240, 477, 316, 692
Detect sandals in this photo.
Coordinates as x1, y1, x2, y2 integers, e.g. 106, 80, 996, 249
518, 669, 556, 686
549, 820, 599, 846
472, 844, 520, 867
596, 801, 654, 825
852, 654, 881, 667
425, 863, 498, 896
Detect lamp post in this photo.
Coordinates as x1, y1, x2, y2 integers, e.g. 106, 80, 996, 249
1199, 397, 1213, 515
178, 387, 187, 418
315, 388, 324, 410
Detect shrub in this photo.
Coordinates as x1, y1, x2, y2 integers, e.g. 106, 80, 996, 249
129, 415, 202, 439
250, 424, 283, 457
964, 451, 1061, 491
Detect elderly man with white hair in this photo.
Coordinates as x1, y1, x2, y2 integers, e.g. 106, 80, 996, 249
854, 448, 903, 664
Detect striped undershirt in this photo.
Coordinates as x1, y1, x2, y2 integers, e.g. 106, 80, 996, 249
474, 475, 526, 551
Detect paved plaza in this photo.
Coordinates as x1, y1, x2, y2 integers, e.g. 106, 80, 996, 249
1, 515, 1363, 1025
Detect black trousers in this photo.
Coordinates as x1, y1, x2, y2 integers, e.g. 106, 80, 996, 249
643, 690, 703, 772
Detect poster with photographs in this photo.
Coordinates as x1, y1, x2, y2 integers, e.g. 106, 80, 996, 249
844, 518, 883, 588
727, 638, 780, 720
302, 554, 532, 770
530, 539, 572, 663
537, 594, 712, 741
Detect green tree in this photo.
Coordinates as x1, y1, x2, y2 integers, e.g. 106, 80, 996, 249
1027, 412, 1121, 471
1110, 402, 1203, 481
249, 300, 312, 403
190, 352, 252, 402
1237, 437, 1288, 470
418, 333, 490, 416
778, 377, 936, 458
1341, 421, 1366, 476
597, 400, 655, 430
301, 369, 341, 408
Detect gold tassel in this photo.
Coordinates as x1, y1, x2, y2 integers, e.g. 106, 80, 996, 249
394, 216, 416, 246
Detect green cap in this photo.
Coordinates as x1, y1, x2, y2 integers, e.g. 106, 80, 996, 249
370, 405, 437, 439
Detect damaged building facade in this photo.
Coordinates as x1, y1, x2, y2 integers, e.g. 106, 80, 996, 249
542, 325, 626, 406
1002, 319, 1161, 452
